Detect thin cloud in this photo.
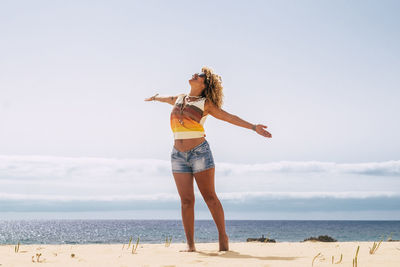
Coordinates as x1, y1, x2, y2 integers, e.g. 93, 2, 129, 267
1, 192, 399, 213
1, 155, 399, 180
218, 161, 400, 176
0, 192, 179, 201
0, 155, 171, 181
1, 155, 399, 215
1, 191, 399, 201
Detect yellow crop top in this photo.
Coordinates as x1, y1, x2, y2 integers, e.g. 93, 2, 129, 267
170, 94, 208, 139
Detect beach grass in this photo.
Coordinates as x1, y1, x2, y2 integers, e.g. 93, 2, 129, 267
14, 241, 20, 253
352, 245, 360, 267
127, 236, 133, 249
132, 237, 140, 254
32, 253, 44, 263
332, 253, 343, 264
165, 236, 173, 247
369, 238, 383, 255
311, 252, 322, 267
120, 236, 140, 254
122, 236, 133, 251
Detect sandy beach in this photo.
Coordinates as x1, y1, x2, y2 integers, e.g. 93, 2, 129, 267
1, 241, 399, 267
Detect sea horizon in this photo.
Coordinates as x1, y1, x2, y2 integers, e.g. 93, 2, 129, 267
1, 219, 399, 245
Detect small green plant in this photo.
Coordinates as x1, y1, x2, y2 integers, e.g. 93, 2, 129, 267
331, 254, 343, 264
333, 254, 343, 264
312, 252, 321, 267
31, 253, 44, 263
165, 236, 172, 247
14, 241, 20, 253
352, 246, 360, 267
131, 237, 140, 254
127, 236, 133, 249
369, 236, 384, 255
369, 240, 382, 254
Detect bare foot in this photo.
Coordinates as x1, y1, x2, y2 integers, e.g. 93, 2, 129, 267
179, 245, 196, 252
219, 234, 229, 251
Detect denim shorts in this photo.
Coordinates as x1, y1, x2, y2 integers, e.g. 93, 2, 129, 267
171, 140, 215, 174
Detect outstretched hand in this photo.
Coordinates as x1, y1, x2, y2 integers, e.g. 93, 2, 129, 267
144, 93, 159, 101
255, 124, 272, 138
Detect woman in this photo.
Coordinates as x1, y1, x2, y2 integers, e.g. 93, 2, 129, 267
144, 66, 272, 252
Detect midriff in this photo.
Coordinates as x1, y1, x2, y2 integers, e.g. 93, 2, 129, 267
174, 137, 206, 152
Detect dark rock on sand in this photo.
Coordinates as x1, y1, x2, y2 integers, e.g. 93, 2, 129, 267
246, 235, 276, 243
303, 235, 337, 242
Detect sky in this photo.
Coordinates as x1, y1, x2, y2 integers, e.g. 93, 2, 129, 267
0, 0, 399, 220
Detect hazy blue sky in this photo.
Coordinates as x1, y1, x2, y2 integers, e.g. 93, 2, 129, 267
1, 0, 399, 219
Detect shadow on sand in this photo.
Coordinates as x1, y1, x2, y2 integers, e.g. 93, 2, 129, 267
196, 250, 299, 261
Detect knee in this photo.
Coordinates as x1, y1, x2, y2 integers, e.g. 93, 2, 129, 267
203, 194, 218, 205
181, 197, 195, 208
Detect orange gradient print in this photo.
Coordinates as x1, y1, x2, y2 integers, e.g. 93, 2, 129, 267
170, 97, 207, 138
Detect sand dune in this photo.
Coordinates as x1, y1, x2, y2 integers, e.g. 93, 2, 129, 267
1, 241, 399, 266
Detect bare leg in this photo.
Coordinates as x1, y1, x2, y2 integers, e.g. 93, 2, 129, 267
173, 172, 196, 252
193, 168, 229, 251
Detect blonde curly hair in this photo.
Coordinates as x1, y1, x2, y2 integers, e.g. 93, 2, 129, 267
200, 66, 224, 109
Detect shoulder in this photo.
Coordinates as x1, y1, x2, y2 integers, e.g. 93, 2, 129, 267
204, 98, 217, 115
173, 93, 186, 103
177, 93, 186, 100
204, 98, 216, 109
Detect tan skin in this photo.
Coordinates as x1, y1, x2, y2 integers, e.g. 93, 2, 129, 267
145, 73, 272, 252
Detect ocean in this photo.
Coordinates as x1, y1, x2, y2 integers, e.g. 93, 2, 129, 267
1, 220, 399, 245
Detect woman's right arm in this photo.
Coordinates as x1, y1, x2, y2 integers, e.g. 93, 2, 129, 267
144, 93, 180, 105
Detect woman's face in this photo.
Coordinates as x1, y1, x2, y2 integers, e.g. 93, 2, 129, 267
189, 73, 206, 91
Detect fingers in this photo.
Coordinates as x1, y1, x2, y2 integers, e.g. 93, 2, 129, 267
259, 129, 272, 138
145, 93, 159, 101
255, 124, 271, 138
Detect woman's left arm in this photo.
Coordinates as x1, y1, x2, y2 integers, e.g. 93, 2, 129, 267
205, 100, 272, 138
